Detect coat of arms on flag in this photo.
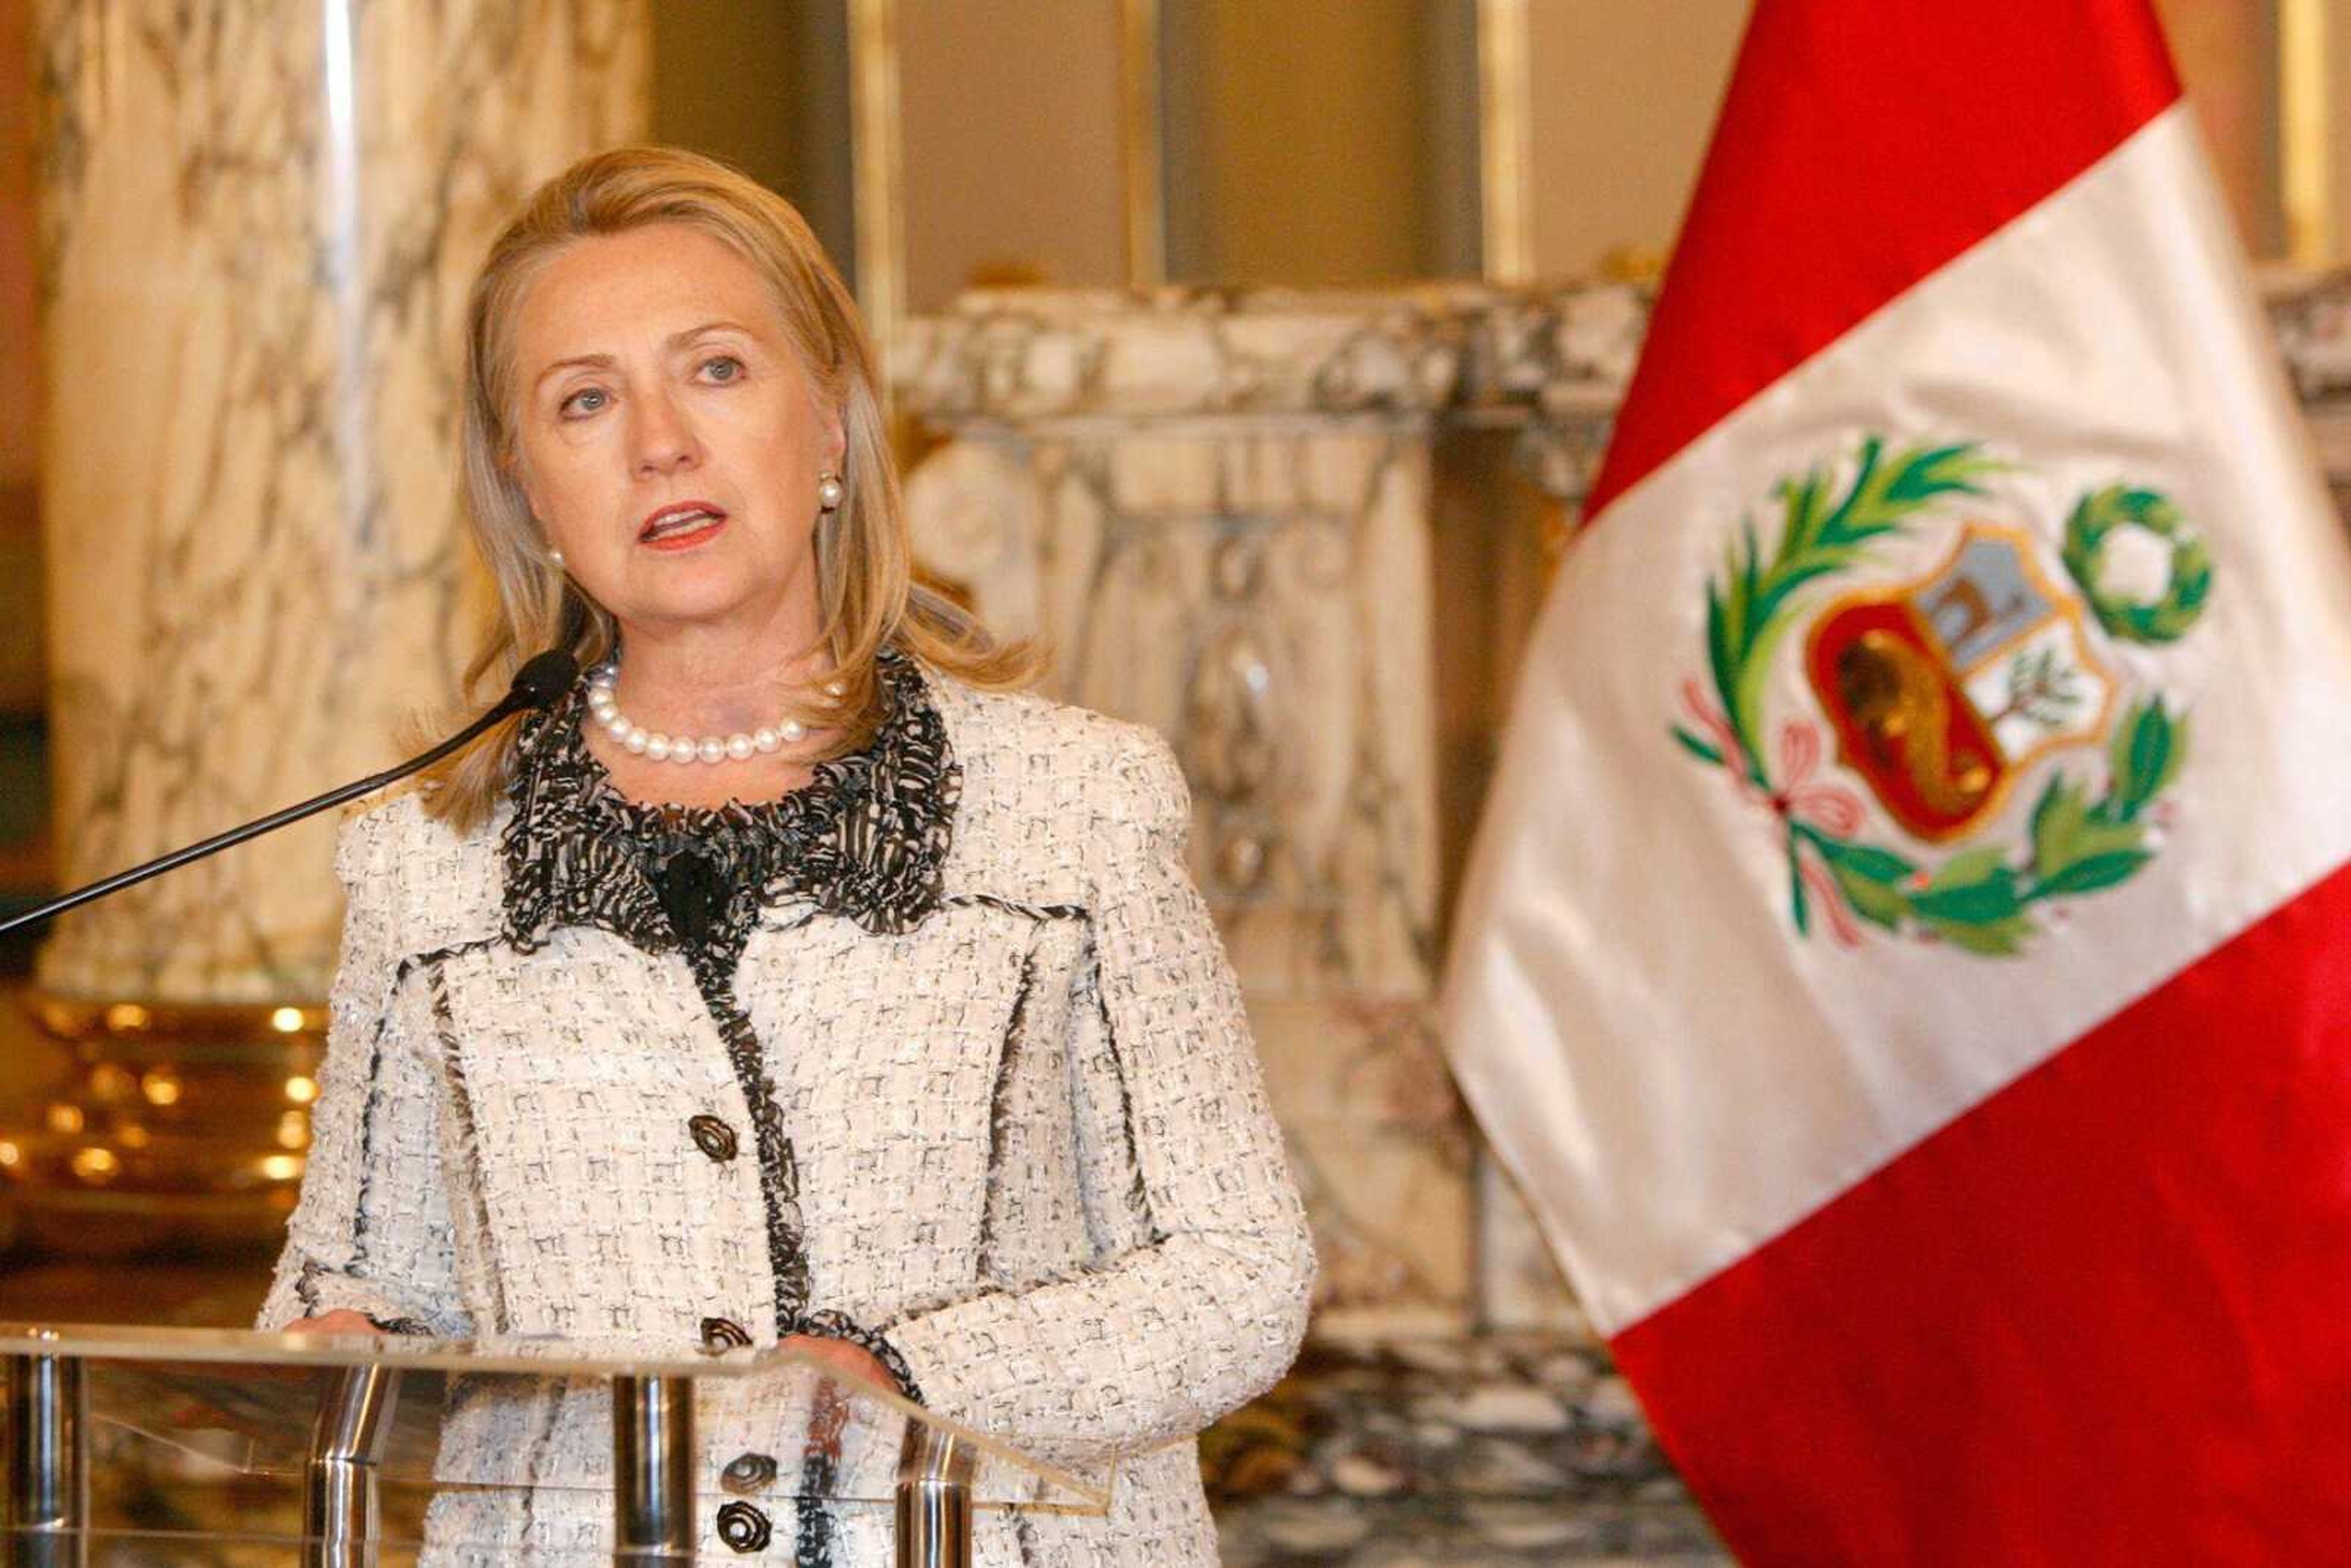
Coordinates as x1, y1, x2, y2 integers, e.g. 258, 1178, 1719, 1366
1670, 437, 2208, 953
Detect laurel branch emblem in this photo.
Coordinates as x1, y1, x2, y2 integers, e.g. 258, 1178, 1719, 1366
1670, 437, 2208, 955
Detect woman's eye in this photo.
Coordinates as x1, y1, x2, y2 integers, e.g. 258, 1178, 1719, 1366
560, 386, 610, 418
700, 355, 744, 384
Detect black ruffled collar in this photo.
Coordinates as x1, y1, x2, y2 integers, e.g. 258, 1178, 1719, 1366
498, 648, 960, 954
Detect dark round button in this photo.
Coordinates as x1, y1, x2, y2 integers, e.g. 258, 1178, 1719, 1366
700, 1316, 752, 1352
720, 1450, 778, 1495
687, 1114, 738, 1162
716, 1499, 772, 1553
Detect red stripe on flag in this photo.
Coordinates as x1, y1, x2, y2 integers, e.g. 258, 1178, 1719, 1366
1584, 2, 2181, 522
1609, 861, 2351, 1564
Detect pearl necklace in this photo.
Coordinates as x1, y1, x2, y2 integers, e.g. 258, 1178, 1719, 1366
585, 662, 831, 766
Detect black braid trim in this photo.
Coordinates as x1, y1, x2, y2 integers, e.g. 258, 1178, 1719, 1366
497, 646, 959, 953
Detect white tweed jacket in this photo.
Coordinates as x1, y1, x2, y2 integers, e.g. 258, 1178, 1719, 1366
258, 658, 1316, 1565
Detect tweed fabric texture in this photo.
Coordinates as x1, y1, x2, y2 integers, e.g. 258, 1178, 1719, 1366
492, 652, 956, 1400
259, 661, 1316, 1565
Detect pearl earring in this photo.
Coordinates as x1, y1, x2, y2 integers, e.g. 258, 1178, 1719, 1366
549, 547, 566, 569
817, 472, 845, 510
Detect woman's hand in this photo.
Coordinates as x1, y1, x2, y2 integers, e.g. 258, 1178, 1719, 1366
782, 1336, 891, 1466
279, 1309, 384, 1338
781, 1334, 893, 1393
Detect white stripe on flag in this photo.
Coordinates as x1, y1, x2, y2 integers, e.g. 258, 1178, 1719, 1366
1446, 104, 2351, 1335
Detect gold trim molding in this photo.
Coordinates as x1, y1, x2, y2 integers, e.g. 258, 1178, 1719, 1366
1477, 0, 1534, 285
850, 0, 907, 367
2281, 0, 2332, 267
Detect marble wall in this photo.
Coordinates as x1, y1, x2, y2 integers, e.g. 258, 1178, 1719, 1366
32, 0, 647, 1005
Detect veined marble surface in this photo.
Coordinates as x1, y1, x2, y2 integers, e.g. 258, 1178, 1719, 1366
34, 0, 645, 1003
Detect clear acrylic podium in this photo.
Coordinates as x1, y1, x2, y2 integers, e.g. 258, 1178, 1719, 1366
0, 1322, 1112, 1565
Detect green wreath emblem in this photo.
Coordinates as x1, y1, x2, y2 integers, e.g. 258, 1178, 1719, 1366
2061, 484, 2213, 644
1669, 437, 2205, 956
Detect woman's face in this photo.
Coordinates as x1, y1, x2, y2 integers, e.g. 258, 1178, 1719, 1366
509, 222, 844, 643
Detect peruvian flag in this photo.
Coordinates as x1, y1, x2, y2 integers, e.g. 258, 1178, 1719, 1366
1444, 3, 2351, 1562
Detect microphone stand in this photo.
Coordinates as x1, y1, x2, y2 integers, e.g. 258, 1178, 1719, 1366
0, 651, 579, 939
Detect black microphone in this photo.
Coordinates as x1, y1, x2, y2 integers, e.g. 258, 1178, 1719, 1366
0, 650, 580, 938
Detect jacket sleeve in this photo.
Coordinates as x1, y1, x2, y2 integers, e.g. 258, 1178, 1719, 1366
882, 726, 1316, 1465
256, 806, 473, 1337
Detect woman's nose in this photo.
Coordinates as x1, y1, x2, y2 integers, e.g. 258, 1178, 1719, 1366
629, 391, 700, 476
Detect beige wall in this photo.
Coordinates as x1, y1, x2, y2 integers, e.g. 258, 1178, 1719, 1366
1517, 1, 2301, 280
651, 4, 856, 285
1163, 0, 1466, 285
795, 2, 2346, 302
1523, 0, 1747, 281
898, 1, 1130, 310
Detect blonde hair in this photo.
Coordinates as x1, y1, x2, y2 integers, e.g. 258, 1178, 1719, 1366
424, 146, 1029, 833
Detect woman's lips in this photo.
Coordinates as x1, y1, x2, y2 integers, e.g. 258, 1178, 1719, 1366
639, 502, 728, 552
641, 516, 726, 552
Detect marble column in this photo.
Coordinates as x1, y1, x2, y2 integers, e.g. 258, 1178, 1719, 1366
6, 0, 646, 1253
